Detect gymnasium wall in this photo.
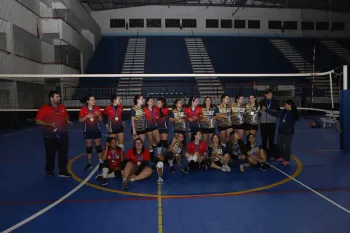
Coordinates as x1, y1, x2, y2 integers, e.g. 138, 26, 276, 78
92, 5, 350, 38
0, 0, 101, 75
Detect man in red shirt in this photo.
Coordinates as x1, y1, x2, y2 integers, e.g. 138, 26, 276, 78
35, 91, 72, 177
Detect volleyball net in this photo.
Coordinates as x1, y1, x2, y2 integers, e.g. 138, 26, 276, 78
0, 65, 347, 130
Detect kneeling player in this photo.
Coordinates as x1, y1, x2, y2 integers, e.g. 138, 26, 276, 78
246, 133, 270, 171
154, 133, 185, 183
208, 134, 231, 172
122, 138, 153, 189
95, 137, 124, 186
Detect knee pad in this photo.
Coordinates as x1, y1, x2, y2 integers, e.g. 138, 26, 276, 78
95, 145, 102, 153
161, 140, 168, 149
118, 144, 124, 151
156, 161, 164, 169
121, 160, 127, 170
113, 169, 121, 177
166, 152, 174, 160
86, 146, 93, 154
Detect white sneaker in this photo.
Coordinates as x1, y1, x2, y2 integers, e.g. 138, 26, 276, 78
157, 177, 164, 183
224, 165, 231, 172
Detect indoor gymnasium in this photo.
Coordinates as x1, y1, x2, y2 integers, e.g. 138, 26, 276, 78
1, 0, 350, 232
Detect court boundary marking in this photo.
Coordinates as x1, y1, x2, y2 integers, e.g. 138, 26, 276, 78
0, 159, 99, 233
158, 183, 163, 233
270, 163, 350, 215
67, 153, 303, 199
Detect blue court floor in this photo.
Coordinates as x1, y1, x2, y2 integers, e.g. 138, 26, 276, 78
1, 117, 350, 233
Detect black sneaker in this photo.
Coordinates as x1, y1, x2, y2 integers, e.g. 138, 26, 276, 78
98, 163, 103, 171
46, 171, 54, 176
58, 172, 72, 178
181, 167, 189, 174
95, 174, 103, 180
260, 163, 270, 172
170, 166, 176, 173
84, 163, 92, 171
102, 178, 108, 186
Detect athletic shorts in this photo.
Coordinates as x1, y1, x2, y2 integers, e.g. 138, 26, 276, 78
232, 124, 245, 130
218, 125, 232, 132
145, 127, 158, 133
158, 128, 169, 134
107, 168, 122, 177
201, 128, 215, 134
244, 124, 258, 131
84, 131, 101, 139
110, 127, 124, 134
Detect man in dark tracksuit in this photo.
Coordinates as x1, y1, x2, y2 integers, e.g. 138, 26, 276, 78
259, 89, 281, 156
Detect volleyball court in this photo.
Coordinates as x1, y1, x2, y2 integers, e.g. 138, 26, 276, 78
0, 67, 350, 233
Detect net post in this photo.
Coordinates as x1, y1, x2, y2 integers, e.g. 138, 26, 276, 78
343, 65, 348, 90
329, 73, 334, 109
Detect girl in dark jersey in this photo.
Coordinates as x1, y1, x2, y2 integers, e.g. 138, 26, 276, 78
169, 99, 186, 137
155, 97, 169, 154
103, 94, 125, 151
231, 95, 246, 140
184, 97, 203, 140
200, 97, 218, 145
78, 95, 103, 171
244, 94, 260, 140
227, 130, 247, 173
143, 97, 161, 155
122, 138, 152, 189
216, 94, 232, 145
95, 137, 124, 186
246, 133, 270, 171
208, 134, 231, 172
130, 95, 146, 141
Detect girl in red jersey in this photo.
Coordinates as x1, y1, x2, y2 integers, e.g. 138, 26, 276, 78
95, 137, 124, 186
130, 95, 146, 141
143, 97, 161, 156
103, 94, 125, 151
155, 97, 169, 155
122, 138, 153, 189
181, 131, 208, 174
79, 95, 103, 171
184, 97, 203, 139
200, 97, 218, 145
231, 95, 246, 140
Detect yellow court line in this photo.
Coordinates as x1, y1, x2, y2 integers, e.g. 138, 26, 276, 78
158, 183, 163, 233
68, 153, 303, 199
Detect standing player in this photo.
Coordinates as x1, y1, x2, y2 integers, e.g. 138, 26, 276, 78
200, 97, 217, 144
79, 95, 103, 171
169, 99, 187, 137
244, 94, 260, 140
144, 97, 161, 156
103, 94, 125, 151
130, 95, 146, 141
181, 131, 208, 174
216, 94, 232, 145
184, 97, 203, 139
35, 90, 72, 177
231, 95, 246, 139
95, 137, 124, 186
122, 138, 153, 189
155, 97, 169, 154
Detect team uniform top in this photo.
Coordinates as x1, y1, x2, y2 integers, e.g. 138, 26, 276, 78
186, 141, 208, 157
216, 104, 232, 127
208, 144, 229, 161
79, 105, 102, 132
200, 106, 218, 129
143, 106, 159, 129
125, 148, 151, 165
130, 106, 146, 132
231, 103, 246, 125
247, 143, 262, 157
169, 108, 186, 132
106, 147, 123, 169
169, 141, 184, 155
244, 103, 260, 125
156, 107, 169, 130
36, 104, 69, 135
184, 106, 203, 129
227, 139, 247, 157
103, 105, 124, 130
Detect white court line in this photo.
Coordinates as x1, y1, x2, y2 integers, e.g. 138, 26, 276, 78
0, 165, 99, 233
0, 129, 33, 138
269, 163, 350, 215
